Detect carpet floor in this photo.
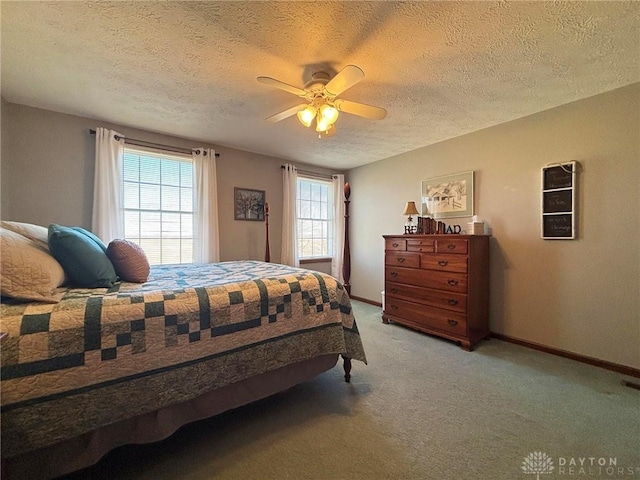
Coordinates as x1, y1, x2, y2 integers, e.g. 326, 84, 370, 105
62, 300, 639, 480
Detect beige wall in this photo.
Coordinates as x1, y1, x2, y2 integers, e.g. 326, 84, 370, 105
1, 98, 7, 216
0, 102, 334, 265
347, 83, 640, 369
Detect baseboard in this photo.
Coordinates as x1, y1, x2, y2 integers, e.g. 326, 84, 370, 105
350, 295, 382, 307
491, 332, 640, 379
621, 379, 640, 390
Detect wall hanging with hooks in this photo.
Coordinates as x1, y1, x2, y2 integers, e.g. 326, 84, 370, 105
541, 161, 580, 239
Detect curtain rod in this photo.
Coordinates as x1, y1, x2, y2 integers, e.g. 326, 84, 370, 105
89, 129, 220, 157
280, 165, 334, 180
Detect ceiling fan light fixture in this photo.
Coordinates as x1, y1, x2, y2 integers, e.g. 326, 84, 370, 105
297, 106, 316, 127
315, 115, 330, 132
320, 104, 339, 125
318, 124, 336, 139
258, 64, 386, 138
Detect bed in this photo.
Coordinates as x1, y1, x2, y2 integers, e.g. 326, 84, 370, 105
1, 255, 366, 479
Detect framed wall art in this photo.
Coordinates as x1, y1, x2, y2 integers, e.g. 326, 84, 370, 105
421, 171, 474, 219
234, 187, 265, 221
541, 161, 577, 239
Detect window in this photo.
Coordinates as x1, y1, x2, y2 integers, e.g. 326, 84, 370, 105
123, 147, 194, 265
297, 177, 334, 259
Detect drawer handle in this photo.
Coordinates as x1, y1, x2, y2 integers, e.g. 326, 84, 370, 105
392, 242, 399, 247
447, 279, 459, 286
391, 305, 398, 310
398, 257, 406, 263
447, 299, 458, 305
438, 260, 448, 266
391, 272, 398, 277
390, 288, 398, 294
447, 319, 458, 326
447, 244, 456, 250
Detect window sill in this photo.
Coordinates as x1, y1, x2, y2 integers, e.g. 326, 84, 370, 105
299, 257, 332, 264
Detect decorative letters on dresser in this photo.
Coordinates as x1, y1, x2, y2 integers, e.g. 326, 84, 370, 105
382, 234, 490, 351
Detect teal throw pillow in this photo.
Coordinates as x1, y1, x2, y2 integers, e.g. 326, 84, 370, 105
48, 224, 117, 288
71, 226, 108, 253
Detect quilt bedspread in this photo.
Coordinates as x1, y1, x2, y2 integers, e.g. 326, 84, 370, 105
0, 261, 366, 457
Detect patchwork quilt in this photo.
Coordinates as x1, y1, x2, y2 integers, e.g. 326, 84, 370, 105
0, 261, 367, 457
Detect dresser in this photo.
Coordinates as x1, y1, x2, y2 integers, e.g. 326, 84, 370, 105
382, 234, 490, 350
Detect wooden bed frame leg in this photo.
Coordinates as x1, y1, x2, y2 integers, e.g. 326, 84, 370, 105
342, 355, 352, 383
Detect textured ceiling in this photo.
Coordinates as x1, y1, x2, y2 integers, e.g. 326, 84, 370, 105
2, 1, 639, 169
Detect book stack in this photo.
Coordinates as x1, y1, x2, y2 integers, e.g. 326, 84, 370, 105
415, 217, 461, 234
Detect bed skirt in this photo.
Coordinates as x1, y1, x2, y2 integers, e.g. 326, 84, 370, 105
1, 354, 339, 480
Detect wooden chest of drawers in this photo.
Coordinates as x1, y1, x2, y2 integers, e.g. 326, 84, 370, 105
382, 234, 490, 350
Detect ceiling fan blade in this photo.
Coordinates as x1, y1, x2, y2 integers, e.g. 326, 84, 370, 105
334, 99, 387, 120
257, 76, 307, 97
324, 65, 364, 97
266, 103, 308, 123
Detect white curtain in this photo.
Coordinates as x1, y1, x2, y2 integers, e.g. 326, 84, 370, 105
92, 127, 124, 242
331, 174, 345, 282
192, 148, 220, 264
281, 163, 299, 267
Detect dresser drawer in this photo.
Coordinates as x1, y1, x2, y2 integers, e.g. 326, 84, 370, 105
435, 239, 468, 254
386, 267, 467, 293
385, 238, 407, 251
384, 297, 467, 336
385, 252, 420, 268
385, 281, 467, 314
407, 238, 435, 253
420, 254, 468, 273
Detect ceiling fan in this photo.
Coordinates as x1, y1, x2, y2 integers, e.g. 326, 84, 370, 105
257, 65, 387, 138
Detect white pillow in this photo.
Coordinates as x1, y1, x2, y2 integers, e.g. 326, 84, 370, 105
1, 221, 50, 251
0, 227, 66, 303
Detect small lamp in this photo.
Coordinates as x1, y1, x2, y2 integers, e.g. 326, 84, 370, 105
402, 201, 420, 234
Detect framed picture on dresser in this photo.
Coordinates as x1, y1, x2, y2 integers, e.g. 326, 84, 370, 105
421, 171, 474, 219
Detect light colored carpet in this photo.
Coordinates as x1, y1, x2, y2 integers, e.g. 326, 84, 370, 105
63, 301, 639, 480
